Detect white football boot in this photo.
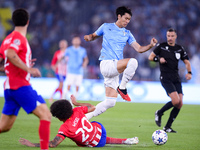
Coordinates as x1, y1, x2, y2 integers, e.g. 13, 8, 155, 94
124, 137, 139, 145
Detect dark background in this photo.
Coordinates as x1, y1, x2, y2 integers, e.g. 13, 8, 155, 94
0, 0, 199, 83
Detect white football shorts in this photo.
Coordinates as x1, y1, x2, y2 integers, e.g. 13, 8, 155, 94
66, 73, 83, 86
100, 59, 120, 90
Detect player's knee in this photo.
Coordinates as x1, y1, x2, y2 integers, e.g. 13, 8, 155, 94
128, 58, 138, 71
105, 97, 116, 109
5, 128, 11, 132
172, 98, 182, 109
177, 101, 183, 109
45, 111, 52, 121
178, 103, 183, 109
172, 101, 178, 107
36, 105, 52, 121
1, 127, 12, 133
39, 112, 52, 122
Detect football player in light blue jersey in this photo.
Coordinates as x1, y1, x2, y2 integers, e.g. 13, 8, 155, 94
96, 23, 136, 61
84, 6, 157, 120
62, 36, 89, 99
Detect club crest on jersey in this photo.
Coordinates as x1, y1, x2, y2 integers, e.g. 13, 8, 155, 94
175, 53, 180, 59
14, 39, 21, 45
122, 31, 127, 36
165, 46, 169, 50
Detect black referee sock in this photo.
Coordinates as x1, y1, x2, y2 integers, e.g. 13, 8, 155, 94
158, 101, 173, 116
165, 107, 180, 128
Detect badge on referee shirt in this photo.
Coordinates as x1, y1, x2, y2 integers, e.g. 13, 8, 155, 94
175, 53, 180, 59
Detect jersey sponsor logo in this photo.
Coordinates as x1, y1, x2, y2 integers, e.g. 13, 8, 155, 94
175, 53, 180, 60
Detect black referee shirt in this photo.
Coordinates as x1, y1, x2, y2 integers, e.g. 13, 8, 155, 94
153, 42, 189, 74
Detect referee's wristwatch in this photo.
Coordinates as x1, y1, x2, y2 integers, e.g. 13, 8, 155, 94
188, 71, 192, 75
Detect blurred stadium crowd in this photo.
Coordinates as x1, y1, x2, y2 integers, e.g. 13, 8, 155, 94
0, 0, 200, 83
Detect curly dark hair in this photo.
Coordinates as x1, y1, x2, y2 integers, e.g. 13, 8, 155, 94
12, 8, 29, 26
116, 6, 132, 17
50, 100, 73, 120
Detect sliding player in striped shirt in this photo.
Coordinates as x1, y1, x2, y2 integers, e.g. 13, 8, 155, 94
19, 95, 139, 148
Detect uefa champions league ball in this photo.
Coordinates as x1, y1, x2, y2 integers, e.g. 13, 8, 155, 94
152, 129, 168, 145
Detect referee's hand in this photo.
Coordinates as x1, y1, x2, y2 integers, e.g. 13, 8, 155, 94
160, 57, 167, 64
185, 73, 192, 80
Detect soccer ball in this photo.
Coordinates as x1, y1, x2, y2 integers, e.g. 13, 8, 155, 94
152, 129, 168, 145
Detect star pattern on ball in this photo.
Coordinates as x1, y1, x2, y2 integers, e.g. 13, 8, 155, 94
156, 130, 161, 135
158, 137, 163, 143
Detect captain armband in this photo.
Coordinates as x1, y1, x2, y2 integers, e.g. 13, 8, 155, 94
153, 56, 160, 62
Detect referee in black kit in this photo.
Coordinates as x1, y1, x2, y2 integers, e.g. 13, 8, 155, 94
148, 28, 192, 133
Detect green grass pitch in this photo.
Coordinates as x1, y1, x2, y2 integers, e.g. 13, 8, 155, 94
0, 97, 199, 150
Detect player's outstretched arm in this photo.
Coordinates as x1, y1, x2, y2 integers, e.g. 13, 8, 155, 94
19, 138, 39, 147
19, 136, 64, 148
131, 38, 157, 53
70, 95, 96, 113
84, 33, 99, 41
49, 136, 64, 147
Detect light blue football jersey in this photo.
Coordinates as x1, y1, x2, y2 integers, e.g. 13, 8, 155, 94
65, 46, 87, 74
95, 23, 136, 60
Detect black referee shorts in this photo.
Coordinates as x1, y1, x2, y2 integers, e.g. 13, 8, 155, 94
160, 73, 183, 95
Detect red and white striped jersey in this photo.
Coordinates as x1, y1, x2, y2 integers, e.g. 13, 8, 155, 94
57, 106, 102, 147
0, 31, 31, 89
51, 50, 66, 76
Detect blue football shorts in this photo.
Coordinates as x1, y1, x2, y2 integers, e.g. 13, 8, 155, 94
92, 121, 107, 147
56, 74, 66, 82
2, 85, 46, 116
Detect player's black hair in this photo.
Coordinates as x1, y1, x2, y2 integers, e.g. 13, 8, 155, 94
116, 6, 132, 17
167, 28, 177, 33
12, 8, 29, 26
50, 100, 73, 120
